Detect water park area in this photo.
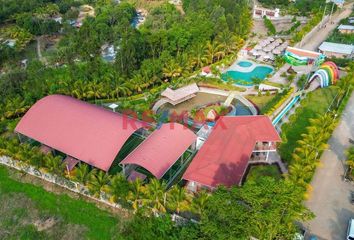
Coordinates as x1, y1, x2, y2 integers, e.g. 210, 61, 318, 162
221, 60, 274, 86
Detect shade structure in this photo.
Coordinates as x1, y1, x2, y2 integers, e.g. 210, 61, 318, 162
259, 41, 268, 47
266, 37, 275, 42
254, 45, 262, 50
121, 123, 197, 179
15, 95, 148, 171
161, 83, 199, 105
272, 49, 281, 55
183, 116, 280, 188
252, 50, 261, 56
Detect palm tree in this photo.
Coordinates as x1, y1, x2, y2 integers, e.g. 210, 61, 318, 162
72, 163, 91, 185
162, 60, 183, 81
216, 31, 242, 55
167, 185, 190, 214
204, 41, 223, 64
87, 169, 110, 197
44, 156, 65, 176
346, 147, 354, 177
191, 190, 209, 216
144, 179, 167, 213
190, 43, 207, 69
127, 178, 145, 213
105, 174, 130, 203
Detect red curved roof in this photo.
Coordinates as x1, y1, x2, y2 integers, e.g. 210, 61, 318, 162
121, 123, 196, 179
183, 116, 280, 188
15, 95, 147, 171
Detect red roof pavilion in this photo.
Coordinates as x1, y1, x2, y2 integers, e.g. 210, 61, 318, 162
15, 95, 148, 171
121, 123, 196, 179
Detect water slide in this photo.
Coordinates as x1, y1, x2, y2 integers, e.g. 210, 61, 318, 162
272, 95, 301, 126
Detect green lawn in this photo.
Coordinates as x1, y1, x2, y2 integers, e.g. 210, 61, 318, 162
279, 87, 339, 164
246, 94, 277, 112
246, 164, 282, 182
0, 165, 124, 240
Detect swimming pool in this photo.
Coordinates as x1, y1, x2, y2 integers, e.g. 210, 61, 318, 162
222, 65, 274, 86
237, 61, 253, 67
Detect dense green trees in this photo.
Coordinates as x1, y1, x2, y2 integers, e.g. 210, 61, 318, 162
198, 178, 313, 239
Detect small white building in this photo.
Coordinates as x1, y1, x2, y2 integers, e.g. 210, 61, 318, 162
318, 42, 354, 59
253, 5, 280, 19
338, 24, 354, 34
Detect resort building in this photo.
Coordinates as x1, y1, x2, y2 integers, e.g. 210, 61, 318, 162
253, 5, 280, 19
183, 116, 280, 192
15, 95, 196, 184
318, 42, 354, 59
337, 24, 354, 34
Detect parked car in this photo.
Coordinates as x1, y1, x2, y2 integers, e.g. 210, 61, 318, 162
351, 192, 354, 205
347, 218, 354, 240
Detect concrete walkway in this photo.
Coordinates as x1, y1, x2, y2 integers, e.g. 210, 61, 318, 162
305, 92, 354, 240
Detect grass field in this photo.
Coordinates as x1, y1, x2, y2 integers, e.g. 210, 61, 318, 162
246, 164, 282, 182
246, 94, 277, 112
279, 87, 339, 163
0, 165, 125, 240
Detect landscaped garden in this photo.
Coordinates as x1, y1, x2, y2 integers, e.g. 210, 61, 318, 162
246, 164, 282, 182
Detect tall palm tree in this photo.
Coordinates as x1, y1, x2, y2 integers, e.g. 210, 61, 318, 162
191, 43, 207, 69
167, 185, 189, 214
72, 163, 91, 185
144, 179, 167, 213
162, 60, 183, 81
346, 147, 354, 177
191, 190, 209, 216
216, 31, 242, 55
44, 156, 65, 176
87, 169, 111, 197
127, 178, 145, 213
204, 41, 223, 64
105, 174, 130, 203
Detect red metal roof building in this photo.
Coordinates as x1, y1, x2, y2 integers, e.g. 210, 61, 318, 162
121, 123, 196, 179
183, 116, 280, 190
15, 95, 148, 171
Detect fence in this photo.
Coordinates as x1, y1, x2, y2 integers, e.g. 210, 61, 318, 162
0, 155, 192, 223
0, 155, 129, 211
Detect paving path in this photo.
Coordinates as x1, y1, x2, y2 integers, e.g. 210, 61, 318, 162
305, 92, 354, 240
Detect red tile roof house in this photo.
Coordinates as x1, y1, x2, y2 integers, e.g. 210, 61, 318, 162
183, 116, 280, 192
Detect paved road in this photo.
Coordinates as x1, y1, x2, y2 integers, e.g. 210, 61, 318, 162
269, 2, 353, 86
300, 2, 354, 51
305, 93, 354, 240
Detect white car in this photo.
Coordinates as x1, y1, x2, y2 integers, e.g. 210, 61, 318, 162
348, 219, 354, 240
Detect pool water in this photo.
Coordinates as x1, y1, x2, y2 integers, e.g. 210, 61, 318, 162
237, 61, 253, 67
222, 66, 274, 86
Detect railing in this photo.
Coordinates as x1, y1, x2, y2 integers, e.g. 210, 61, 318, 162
253, 142, 277, 151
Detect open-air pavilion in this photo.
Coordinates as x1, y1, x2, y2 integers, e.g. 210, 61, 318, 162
161, 83, 199, 106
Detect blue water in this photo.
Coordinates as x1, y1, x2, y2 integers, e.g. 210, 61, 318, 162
222, 66, 274, 86
237, 61, 253, 67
